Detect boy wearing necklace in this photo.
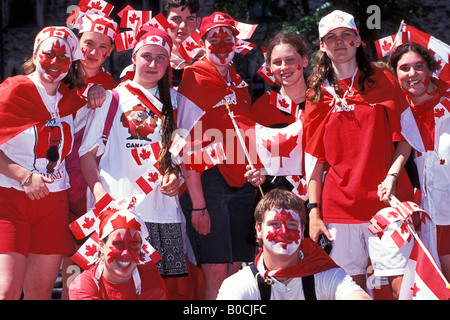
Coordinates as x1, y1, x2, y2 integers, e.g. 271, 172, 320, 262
217, 189, 372, 300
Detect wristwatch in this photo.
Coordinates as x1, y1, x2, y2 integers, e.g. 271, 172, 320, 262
306, 203, 321, 210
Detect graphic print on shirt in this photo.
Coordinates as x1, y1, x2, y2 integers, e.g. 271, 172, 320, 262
120, 104, 158, 142
34, 119, 72, 175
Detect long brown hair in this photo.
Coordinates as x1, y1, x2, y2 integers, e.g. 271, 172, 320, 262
157, 69, 179, 176
307, 44, 375, 104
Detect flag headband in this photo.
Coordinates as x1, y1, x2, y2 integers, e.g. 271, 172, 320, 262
67, 0, 119, 40
70, 195, 161, 270
133, 29, 172, 56
34, 26, 84, 61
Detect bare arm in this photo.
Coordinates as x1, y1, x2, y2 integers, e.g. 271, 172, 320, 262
183, 166, 210, 236
307, 162, 333, 242
0, 150, 53, 200
79, 146, 108, 202
377, 141, 412, 204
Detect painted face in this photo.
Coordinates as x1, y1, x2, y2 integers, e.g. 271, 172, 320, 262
320, 27, 360, 64
261, 208, 302, 255
34, 37, 72, 83
167, 7, 199, 46
79, 31, 113, 75
102, 228, 142, 283
204, 26, 236, 66
396, 51, 433, 101
132, 44, 169, 89
270, 43, 308, 88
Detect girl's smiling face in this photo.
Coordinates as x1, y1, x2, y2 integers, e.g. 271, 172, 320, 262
34, 37, 72, 84
270, 43, 308, 88
101, 228, 142, 283
396, 51, 433, 101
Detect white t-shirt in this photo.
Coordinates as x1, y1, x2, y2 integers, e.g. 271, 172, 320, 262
217, 255, 363, 300
79, 80, 182, 223
0, 74, 76, 192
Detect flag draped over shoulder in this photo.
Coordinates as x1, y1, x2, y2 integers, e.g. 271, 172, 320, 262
0, 75, 86, 146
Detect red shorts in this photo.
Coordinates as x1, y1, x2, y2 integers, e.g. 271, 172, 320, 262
0, 187, 74, 256
437, 224, 450, 256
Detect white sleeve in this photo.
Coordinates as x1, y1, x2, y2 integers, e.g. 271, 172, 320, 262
79, 91, 113, 158
217, 266, 260, 300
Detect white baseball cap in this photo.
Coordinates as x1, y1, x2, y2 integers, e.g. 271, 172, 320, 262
318, 10, 359, 39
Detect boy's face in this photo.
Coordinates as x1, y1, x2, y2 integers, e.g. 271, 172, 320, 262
256, 208, 303, 256
166, 6, 200, 48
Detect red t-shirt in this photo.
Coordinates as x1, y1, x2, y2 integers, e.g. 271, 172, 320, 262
69, 264, 168, 300
305, 67, 414, 223
178, 58, 254, 187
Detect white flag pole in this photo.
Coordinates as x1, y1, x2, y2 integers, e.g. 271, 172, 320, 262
225, 98, 264, 197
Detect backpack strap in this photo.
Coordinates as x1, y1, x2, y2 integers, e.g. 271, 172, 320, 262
249, 263, 271, 300
101, 89, 119, 145
302, 274, 317, 300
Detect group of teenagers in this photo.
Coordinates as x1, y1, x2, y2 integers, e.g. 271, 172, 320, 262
0, 0, 448, 301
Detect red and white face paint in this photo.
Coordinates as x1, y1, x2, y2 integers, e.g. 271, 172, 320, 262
34, 37, 72, 83
103, 228, 142, 282
262, 208, 302, 255
204, 26, 236, 66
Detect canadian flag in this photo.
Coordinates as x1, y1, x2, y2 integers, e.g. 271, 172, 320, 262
71, 231, 100, 269
374, 32, 409, 59
235, 39, 257, 55
257, 46, 277, 86
269, 90, 298, 117
114, 30, 135, 51
255, 120, 303, 176
183, 142, 227, 171
179, 30, 202, 62
78, 0, 114, 16
368, 201, 428, 248
399, 240, 450, 300
144, 13, 171, 30
69, 194, 139, 240
235, 22, 257, 40
130, 141, 161, 166
285, 175, 308, 203
119, 8, 152, 29
374, 23, 450, 81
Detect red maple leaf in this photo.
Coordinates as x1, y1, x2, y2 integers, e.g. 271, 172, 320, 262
140, 148, 151, 160
440, 159, 446, 165
185, 41, 199, 52
82, 217, 96, 230
147, 172, 159, 183
129, 13, 141, 25
278, 98, 290, 110
382, 39, 391, 52
412, 282, 421, 297
435, 107, 445, 118
386, 209, 400, 220
85, 244, 98, 257
89, 1, 103, 11
262, 133, 298, 167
